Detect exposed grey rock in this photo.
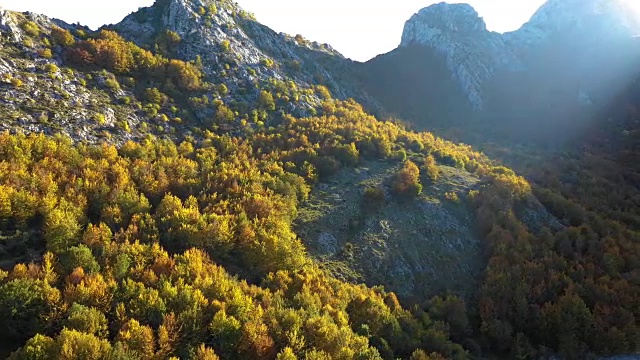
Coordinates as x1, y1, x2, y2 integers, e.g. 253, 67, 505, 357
296, 162, 487, 299
0, 8, 22, 43
113, 0, 378, 114
317, 232, 339, 256
401, 3, 520, 109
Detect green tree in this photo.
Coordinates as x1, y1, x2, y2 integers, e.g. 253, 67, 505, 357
65, 304, 109, 338
258, 90, 276, 112
276, 347, 297, 360
194, 344, 220, 359
44, 205, 82, 254
0, 279, 60, 340
60, 245, 100, 275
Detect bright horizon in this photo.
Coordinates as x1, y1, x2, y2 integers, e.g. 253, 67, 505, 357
0, 0, 547, 61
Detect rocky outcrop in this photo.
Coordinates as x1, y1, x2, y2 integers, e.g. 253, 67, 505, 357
401, 3, 519, 109
295, 161, 487, 299
0, 8, 22, 43
113, 0, 374, 112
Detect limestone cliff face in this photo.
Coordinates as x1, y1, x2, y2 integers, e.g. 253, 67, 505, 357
400, 3, 519, 109
399, 0, 640, 111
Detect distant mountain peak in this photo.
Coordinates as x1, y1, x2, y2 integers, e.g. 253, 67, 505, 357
400, 2, 517, 109
517, 0, 640, 36
399, 0, 640, 110
401, 2, 486, 41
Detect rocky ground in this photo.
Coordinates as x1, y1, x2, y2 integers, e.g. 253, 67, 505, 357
296, 160, 485, 300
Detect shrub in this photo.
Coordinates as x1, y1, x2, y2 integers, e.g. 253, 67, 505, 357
215, 104, 235, 123
104, 78, 120, 91
221, 40, 231, 52
51, 27, 75, 47
331, 143, 359, 166
44, 63, 59, 74
316, 85, 332, 100
21, 21, 40, 37
75, 29, 88, 39
391, 160, 422, 199
260, 58, 275, 68
162, 30, 181, 48
39, 48, 53, 59
119, 120, 131, 132
258, 90, 275, 111
313, 156, 341, 179
444, 192, 460, 202
10, 77, 23, 88
363, 187, 385, 210
424, 155, 440, 182
94, 113, 106, 125
143, 87, 165, 105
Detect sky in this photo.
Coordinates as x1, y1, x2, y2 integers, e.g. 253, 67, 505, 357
0, 0, 547, 61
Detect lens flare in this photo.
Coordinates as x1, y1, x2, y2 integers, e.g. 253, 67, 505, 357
619, 0, 640, 19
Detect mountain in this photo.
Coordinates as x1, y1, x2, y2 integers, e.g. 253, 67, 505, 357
364, 0, 640, 143
112, 0, 376, 111
0, 0, 638, 359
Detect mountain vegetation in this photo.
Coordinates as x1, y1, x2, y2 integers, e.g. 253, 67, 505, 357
0, 0, 637, 359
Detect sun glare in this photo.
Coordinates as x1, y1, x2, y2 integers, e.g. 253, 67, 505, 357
619, 0, 640, 20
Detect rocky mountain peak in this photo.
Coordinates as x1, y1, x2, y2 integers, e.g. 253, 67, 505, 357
401, 2, 486, 46
399, 2, 517, 109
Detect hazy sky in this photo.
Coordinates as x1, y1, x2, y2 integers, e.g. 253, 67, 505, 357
0, 0, 547, 61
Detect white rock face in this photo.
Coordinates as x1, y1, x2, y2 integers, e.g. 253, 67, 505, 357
401, 3, 520, 109
400, 0, 640, 110
0, 8, 23, 43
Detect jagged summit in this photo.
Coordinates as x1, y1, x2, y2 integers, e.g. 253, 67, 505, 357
401, 2, 487, 46
399, 2, 517, 109
112, 0, 372, 110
